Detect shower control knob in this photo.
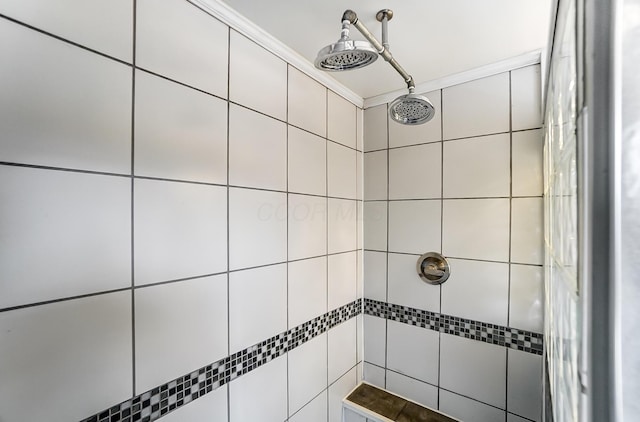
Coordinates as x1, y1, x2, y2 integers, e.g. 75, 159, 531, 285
416, 252, 450, 285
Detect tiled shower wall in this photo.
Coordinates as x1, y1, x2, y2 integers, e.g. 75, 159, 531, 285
362, 65, 545, 422
0, 1, 364, 421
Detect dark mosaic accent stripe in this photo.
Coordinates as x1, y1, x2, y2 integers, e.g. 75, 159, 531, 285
364, 298, 543, 355
80, 299, 362, 422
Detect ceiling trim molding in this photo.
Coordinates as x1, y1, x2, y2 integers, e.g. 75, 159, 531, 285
188, 0, 364, 108
364, 49, 543, 109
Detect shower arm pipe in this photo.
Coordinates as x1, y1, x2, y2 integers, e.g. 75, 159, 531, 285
342, 9, 415, 91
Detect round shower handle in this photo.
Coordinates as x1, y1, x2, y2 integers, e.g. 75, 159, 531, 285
416, 252, 450, 285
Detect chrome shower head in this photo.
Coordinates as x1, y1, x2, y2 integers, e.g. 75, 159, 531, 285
314, 20, 378, 71
389, 90, 435, 125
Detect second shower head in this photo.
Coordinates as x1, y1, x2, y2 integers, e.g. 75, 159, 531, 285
314, 20, 378, 71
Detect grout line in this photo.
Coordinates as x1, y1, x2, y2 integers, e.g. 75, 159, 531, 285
130, 0, 138, 396
225, 24, 232, 422
0, 287, 133, 314
0, 161, 131, 178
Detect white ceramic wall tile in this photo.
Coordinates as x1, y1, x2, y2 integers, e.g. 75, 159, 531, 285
229, 264, 287, 352
0, 293, 132, 422
0, 0, 132, 62
507, 413, 532, 422
389, 90, 442, 148
134, 71, 227, 184
440, 334, 506, 408
0, 167, 130, 309
441, 259, 509, 326
387, 253, 440, 313
364, 251, 387, 302
389, 143, 442, 200
357, 201, 364, 250
328, 367, 358, 422
162, 385, 227, 422
508, 349, 543, 421
357, 150, 364, 201
137, 0, 228, 98
386, 370, 438, 410
363, 363, 386, 389
288, 257, 327, 328
443, 73, 510, 140
229, 355, 287, 422
328, 199, 357, 253
0, 21, 131, 173
363, 202, 387, 251
357, 313, 364, 363
328, 141, 357, 199
509, 264, 544, 332
357, 250, 364, 300
511, 65, 542, 131
442, 199, 510, 261
329, 318, 357, 383
229, 30, 286, 120
388, 200, 441, 254
511, 198, 544, 265
229, 104, 287, 191
364, 315, 386, 367
229, 188, 287, 270
386, 320, 439, 385
134, 179, 227, 285
328, 252, 357, 310
364, 104, 388, 152
443, 134, 510, 198
289, 390, 327, 422
357, 108, 364, 152
288, 66, 327, 137
289, 194, 327, 260
439, 390, 506, 422
288, 334, 328, 415
364, 151, 388, 201
328, 91, 357, 149
135, 275, 228, 393
288, 126, 327, 196
512, 129, 544, 197
344, 408, 368, 422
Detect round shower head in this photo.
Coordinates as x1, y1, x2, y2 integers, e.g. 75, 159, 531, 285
389, 92, 435, 125
315, 39, 378, 71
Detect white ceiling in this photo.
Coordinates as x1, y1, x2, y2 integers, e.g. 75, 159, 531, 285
220, 0, 552, 99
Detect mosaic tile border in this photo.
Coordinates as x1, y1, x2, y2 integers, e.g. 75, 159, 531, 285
364, 298, 543, 355
80, 299, 362, 422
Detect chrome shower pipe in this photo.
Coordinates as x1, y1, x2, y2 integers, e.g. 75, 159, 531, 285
341, 9, 415, 90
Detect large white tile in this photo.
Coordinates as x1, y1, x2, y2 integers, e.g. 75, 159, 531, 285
440, 334, 506, 408
288, 126, 326, 196
511, 198, 544, 265
329, 252, 357, 310
288, 66, 327, 137
386, 370, 438, 410
0, 20, 131, 173
364, 202, 387, 251
364, 104, 388, 152
388, 200, 441, 254
389, 90, 442, 147
364, 251, 387, 302
328, 141, 357, 199
328, 198, 357, 253
357, 108, 364, 152
386, 321, 439, 385
511, 65, 542, 131
328, 91, 357, 149
134, 71, 227, 184
329, 318, 357, 384
442, 199, 510, 261
229, 264, 287, 351
289, 334, 328, 415
441, 259, 509, 326
508, 350, 543, 421
229, 104, 287, 191
0, 167, 130, 309
229, 30, 286, 120
137, 0, 228, 97
135, 275, 228, 393
357, 150, 364, 201
289, 390, 327, 422
288, 257, 327, 328
509, 264, 544, 333
357, 313, 364, 363
357, 201, 364, 249
357, 250, 364, 300
512, 129, 544, 197
134, 179, 227, 285
388, 253, 440, 313
162, 385, 228, 422
229, 188, 287, 270
443, 134, 510, 198
389, 143, 442, 200
443, 73, 510, 140
363, 363, 386, 389
328, 367, 358, 422
289, 194, 327, 261
364, 315, 386, 367
0, 292, 132, 422
439, 389, 506, 422
364, 151, 388, 201
507, 413, 532, 422
229, 355, 287, 422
